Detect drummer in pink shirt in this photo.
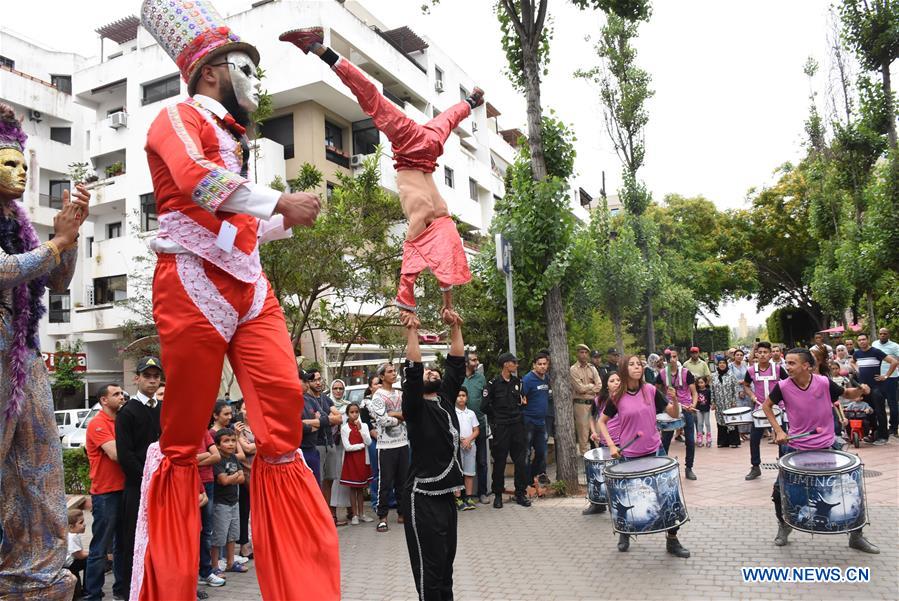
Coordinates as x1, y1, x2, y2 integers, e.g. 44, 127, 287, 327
761, 348, 878, 553
582, 371, 623, 517
597, 355, 690, 558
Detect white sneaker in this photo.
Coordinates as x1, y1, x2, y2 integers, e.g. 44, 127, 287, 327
360, 514, 374, 523
233, 555, 249, 565
200, 573, 226, 587
350, 516, 360, 525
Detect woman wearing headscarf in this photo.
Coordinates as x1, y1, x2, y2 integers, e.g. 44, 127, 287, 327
327, 379, 352, 522
711, 357, 741, 448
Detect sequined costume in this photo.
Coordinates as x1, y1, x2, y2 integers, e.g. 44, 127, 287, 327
0, 215, 78, 600
134, 1, 339, 599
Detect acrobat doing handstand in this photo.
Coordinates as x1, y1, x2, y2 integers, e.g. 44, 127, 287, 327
280, 27, 483, 326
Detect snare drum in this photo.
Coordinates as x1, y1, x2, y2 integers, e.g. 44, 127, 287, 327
604, 456, 689, 535
751, 406, 782, 429
722, 407, 753, 426
778, 450, 866, 534
656, 412, 685, 432
583, 447, 619, 505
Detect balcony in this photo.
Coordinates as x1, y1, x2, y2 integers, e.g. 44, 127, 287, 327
88, 118, 129, 157
71, 302, 132, 335
91, 236, 138, 279
73, 53, 131, 99
0, 65, 75, 121
325, 145, 350, 168
28, 136, 82, 175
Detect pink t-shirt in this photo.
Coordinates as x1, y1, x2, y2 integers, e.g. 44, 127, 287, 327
596, 399, 621, 445
662, 366, 694, 407
747, 362, 784, 406
772, 374, 835, 451
605, 384, 664, 458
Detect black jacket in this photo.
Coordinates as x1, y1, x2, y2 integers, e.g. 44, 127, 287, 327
481, 373, 524, 426
115, 398, 162, 487
402, 355, 465, 495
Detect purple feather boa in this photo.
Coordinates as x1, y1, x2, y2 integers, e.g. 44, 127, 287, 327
0, 115, 28, 150
4, 201, 46, 421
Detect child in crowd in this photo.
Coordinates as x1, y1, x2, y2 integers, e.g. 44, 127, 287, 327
340, 402, 374, 525
454, 387, 480, 511
212, 428, 248, 576
66, 509, 89, 599
695, 377, 712, 448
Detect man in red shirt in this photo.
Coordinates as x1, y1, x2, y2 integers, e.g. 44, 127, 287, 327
84, 384, 126, 601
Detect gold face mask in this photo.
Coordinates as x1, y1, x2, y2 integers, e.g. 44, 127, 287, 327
0, 148, 27, 199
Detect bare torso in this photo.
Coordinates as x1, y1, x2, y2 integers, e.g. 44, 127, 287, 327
396, 170, 449, 240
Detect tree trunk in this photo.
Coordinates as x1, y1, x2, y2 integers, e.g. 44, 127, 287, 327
883, 62, 898, 149
866, 289, 877, 339
645, 292, 656, 353
545, 285, 578, 493
521, 49, 547, 181
613, 313, 625, 354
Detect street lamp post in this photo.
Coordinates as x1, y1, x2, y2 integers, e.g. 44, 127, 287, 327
495, 233, 516, 356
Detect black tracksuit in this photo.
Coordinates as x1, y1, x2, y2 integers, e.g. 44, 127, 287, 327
481, 373, 528, 496
402, 355, 464, 601
115, 397, 161, 592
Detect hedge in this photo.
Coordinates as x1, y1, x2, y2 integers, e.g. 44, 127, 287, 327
62, 448, 91, 494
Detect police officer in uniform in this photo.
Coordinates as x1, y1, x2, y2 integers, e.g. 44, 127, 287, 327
482, 353, 531, 508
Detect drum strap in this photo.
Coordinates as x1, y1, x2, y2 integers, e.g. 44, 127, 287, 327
752, 362, 778, 401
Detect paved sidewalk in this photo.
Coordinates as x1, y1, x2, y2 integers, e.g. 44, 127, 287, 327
100, 436, 898, 600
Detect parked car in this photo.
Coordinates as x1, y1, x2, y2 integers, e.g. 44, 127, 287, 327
55, 409, 91, 440
343, 381, 402, 408
60, 406, 99, 449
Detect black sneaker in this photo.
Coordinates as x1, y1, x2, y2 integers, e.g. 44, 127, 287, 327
515, 493, 532, 507
493, 495, 503, 509
745, 466, 762, 480
666, 535, 690, 558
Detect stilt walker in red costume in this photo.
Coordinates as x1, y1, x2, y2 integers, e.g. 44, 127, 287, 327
280, 27, 482, 327
135, 2, 339, 599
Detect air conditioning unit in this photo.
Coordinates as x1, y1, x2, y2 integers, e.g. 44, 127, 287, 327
350, 154, 365, 168
28, 110, 42, 123
108, 111, 128, 129
434, 80, 444, 93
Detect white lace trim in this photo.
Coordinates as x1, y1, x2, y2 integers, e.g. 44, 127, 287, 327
158, 211, 261, 283
129, 442, 164, 600
238, 275, 268, 325
176, 254, 239, 342
194, 106, 243, 174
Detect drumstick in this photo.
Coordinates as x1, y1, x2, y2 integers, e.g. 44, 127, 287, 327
617, 431, 644, 454
785, 427, 822, 441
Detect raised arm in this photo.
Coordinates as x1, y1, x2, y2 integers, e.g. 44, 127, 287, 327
441, 321, 465, 402
402, 322, 425, 421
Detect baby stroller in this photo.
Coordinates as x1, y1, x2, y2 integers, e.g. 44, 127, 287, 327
844, 408, 871, 448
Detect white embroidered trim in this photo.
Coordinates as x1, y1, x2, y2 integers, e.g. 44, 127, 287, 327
238, 275, 268, 325
176, 254, 238, 342
411, 397, 463, 494
159, 211, 261, 284
193, 106, 243, 174
129, 442, 164, 600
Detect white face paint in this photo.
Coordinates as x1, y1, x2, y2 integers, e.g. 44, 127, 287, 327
226, 51, 261, 112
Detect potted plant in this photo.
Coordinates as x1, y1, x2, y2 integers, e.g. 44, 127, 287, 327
105, 161, 124, 178
67, 161, 94, 185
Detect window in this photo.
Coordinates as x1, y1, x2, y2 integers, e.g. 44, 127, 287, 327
93, 275, 127, 305
460, 86, 469, 102
50, 127, 72, 145
142, 74, 180, 105
469, 178, 479, 201
51, 75, 72, 94
324, 120, 344, 151
0, 56, 13, 69
49, 292, 71, 323
48, 180, 69, 209
106, 222, 122, 239
85, 236, 93, 258
435, 66, 444, 86
324, 120, 348, 167
352, 118, 378, 156
259, 114, 294, 159
140, 193, 158, 231
383, 87, 404, 106
444, 166, 454, 189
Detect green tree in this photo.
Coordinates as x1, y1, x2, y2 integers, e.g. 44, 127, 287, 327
260, 154, 404, 363
576, 4, 658, 351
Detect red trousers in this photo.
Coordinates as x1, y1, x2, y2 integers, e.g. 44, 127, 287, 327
333, 58, 472, 173
133, 253, 339, 600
